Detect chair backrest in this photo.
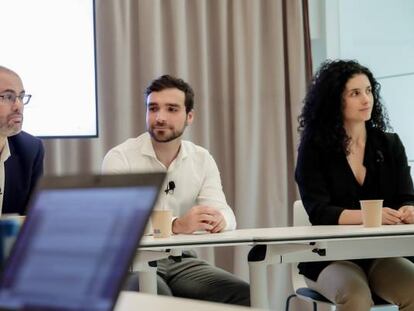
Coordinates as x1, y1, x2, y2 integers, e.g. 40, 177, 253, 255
291, 200, 314, 293
293, 200, 311, 226
291, 201, 341, 309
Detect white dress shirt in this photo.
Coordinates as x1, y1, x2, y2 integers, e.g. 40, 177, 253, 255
0, 139, 11, 215
102, 132, 236, 230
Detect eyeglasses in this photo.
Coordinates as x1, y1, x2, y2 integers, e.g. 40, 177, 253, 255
0, 93, 32, 106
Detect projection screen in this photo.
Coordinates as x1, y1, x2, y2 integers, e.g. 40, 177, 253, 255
0, 0, 97, 138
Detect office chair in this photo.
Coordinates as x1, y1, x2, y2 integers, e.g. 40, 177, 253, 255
285, 200, 397, 311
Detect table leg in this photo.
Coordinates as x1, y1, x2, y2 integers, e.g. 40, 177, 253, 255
248, 243, 316, 308
138, 261, 158, 294
132, 250, 171, 295
248, 245, 270, 308
249, 260, 269, 308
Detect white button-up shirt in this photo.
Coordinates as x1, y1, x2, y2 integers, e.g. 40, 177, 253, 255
0, 139, 11, 215
102, 132, 236, 230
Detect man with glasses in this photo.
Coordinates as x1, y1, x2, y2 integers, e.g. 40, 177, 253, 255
0, 66, 44, 215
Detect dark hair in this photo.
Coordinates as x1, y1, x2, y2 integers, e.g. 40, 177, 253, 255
144, 75, 194, 113
298, 59, 390, 154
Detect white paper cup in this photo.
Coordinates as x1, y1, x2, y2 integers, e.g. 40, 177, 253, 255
360, 200, 383, 227
143, 220, 153, 236
151, 210, 172, 238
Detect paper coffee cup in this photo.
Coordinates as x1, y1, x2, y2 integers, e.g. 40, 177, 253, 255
151, 210, 172, 238
143, 220, 153, 236
360, 200, 383, 227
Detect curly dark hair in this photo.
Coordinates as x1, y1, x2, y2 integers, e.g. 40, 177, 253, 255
298, 59, 390, 154
145, 74, 194, 114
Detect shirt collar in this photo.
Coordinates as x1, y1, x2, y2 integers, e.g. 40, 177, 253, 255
0, 139, 11, 163
142, 132, 158, 158
141, 132, 188, 161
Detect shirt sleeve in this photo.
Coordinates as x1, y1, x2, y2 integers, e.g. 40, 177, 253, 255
101, 149, 130, 174
391, 133, 414, 206
32, 139, 44, 184
26, 139, 44, 213
295, 141, 345, 225
196, 152, 236, 231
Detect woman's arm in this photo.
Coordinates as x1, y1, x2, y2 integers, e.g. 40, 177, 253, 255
339, 207, 402, 225
295, 141, 345, 225
392, 133, 414, 206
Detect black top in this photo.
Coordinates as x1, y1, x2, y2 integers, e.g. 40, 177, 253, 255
295, 128, 414, 281
4, 131, 44, 215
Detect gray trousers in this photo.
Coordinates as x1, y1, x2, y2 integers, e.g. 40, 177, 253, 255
305, 258, 414, 311
125, 253, 250, 306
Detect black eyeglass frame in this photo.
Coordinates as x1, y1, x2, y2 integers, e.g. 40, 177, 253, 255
0, 93, 32, 105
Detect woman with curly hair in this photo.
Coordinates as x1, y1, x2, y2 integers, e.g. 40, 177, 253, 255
295, 59, 414, 310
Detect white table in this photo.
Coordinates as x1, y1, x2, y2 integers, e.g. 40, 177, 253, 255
248, 224, 414, 308
139, 230, 255, 249
135, 225, 414, 309
114, 291, 264, 311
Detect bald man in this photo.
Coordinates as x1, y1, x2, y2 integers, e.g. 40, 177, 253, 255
0, 66, 44, 215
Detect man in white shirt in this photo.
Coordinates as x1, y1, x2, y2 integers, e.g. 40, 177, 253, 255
102, 75, 249, 306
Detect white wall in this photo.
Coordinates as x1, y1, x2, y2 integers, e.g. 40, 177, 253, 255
310, 0, 414, 175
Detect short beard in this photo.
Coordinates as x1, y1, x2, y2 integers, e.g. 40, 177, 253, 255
0, 125, 22, 137
148, 126, 185, 143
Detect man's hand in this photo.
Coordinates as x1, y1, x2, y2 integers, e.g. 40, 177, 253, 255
172, 205, 226, 234
382, 207, 402, 225
399, 205, 414, 224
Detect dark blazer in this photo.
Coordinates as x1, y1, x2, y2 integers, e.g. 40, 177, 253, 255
3, 131, 44, 215
295, 128, 414, 281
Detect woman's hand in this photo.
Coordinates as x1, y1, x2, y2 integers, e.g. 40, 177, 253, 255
398, 205, 414, 224
382, 207, 402, 225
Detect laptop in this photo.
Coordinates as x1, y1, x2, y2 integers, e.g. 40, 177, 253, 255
0, 173, 165, 311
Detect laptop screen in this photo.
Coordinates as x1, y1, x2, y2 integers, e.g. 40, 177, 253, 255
0, 173, 165, 311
